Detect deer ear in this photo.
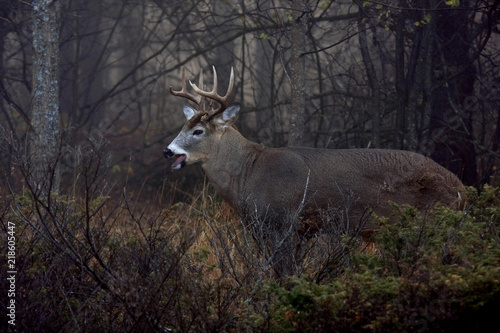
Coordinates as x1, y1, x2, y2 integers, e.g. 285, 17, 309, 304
217, 104, 240, 129
182, 106, 197, 120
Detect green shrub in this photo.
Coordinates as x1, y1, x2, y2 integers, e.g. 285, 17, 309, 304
258, 186, 500, 332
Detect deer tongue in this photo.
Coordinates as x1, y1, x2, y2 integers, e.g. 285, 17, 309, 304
171, 154, 186, 170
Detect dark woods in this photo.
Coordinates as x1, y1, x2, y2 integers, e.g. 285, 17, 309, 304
1, 1, 499, 332
0, 0, 499, 192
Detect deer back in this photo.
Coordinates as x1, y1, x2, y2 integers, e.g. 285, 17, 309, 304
231, 145, 465, 228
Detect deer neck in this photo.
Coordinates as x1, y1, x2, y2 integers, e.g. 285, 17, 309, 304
201, 127, 260, 209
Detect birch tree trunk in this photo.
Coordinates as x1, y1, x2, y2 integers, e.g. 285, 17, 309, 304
31, 0, 61, 191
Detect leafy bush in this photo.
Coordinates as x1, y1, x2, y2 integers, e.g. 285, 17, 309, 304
257, 186, 500, 332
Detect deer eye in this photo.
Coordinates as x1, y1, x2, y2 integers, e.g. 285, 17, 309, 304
193, 129, 204, 136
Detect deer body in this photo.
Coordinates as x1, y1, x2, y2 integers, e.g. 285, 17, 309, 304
164, 67, 465, 234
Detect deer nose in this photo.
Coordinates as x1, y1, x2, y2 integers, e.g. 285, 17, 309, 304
163, 148, 174, 159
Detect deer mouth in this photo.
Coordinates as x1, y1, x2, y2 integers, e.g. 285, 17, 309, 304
171, 154, 187, 170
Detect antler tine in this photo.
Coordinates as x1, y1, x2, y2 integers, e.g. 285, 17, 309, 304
189, 66, 235, 121
169, 67, 202, 105
197, 68, 207, 110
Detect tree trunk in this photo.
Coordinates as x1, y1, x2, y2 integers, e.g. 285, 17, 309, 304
358, 12, 380, 148
394, 4, 406, 149
288, 0, 307, 147
429, 1, 477, 186
31, 0, 61, 191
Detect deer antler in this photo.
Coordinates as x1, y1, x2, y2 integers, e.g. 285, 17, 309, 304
189, 66, 234, 122
169, 67, 205, 106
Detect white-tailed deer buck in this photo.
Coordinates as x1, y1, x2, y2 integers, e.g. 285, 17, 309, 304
164, 66, 465, 235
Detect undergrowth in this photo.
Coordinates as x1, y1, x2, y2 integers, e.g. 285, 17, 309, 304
260, 186, 500, 332
1, 137, 499, 333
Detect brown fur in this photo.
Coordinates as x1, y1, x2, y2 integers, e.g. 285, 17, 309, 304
198, 126, 465, 232
166, 105, 465, 237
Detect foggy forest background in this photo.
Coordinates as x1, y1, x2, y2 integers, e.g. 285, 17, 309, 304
1, 1, 500, 332
1, 0, 499, 194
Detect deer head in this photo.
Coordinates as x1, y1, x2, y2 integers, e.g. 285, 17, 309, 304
163, 66, 239, 170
